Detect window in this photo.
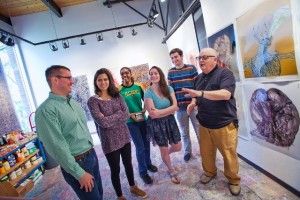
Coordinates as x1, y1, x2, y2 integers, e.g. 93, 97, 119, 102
0, 43, 34, 133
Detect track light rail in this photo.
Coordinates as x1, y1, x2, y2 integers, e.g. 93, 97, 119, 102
0, 22, 147, 46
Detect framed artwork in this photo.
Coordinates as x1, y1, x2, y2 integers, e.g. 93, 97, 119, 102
243, 81, 300, 160
237, 0, 297, 80
72, 75, 92, 121
129, 63, 150, 91
208, 24, 240, 81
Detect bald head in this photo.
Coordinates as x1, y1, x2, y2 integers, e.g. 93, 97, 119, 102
198, 48, 218, 74
200, 48, 217, 57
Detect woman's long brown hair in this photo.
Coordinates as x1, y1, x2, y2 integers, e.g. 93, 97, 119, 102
149, 66, 173, 105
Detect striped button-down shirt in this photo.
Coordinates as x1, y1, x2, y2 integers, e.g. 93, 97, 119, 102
35, 92, 93, 180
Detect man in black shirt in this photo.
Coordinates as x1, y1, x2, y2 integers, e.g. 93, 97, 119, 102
183, 48, 241, 196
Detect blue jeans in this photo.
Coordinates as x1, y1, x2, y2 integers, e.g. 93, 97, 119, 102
176, 109, 199, 154
61, 149, 103, 200
127, 121, 152, 175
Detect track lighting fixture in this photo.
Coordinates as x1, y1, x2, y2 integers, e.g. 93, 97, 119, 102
117, 30, 123, 38
6, 37, 14, 46
147, 17, 156, 28
49, 42, 58, 51
131, 27, 137, 36
80, 38, 86, 45
0, 33, 7, 43
147, 0, 159, 28
0, 32, 15, 47
96, 33, 103, 42
151, 6, 159, 19
62, 39, 69, 49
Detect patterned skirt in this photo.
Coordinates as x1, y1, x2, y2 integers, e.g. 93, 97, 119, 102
146, 115, 181, 147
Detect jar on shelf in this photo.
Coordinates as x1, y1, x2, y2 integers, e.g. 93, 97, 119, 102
0, 165, 5, 174
3, 161, 10, 170
8, 171, 17, 181
15, 167, 22, 176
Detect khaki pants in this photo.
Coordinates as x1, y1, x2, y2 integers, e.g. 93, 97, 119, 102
199, 122, 241, 185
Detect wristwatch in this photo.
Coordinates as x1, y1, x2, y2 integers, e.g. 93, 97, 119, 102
201, 90, 204, 97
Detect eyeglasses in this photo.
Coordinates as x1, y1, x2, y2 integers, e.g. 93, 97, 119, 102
56, 76, 73, 81
196, 55, 215, 61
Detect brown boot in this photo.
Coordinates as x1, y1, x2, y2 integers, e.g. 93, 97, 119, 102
130, 185, 148, 198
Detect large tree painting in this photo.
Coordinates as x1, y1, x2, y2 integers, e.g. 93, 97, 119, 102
237, 0, 297, 79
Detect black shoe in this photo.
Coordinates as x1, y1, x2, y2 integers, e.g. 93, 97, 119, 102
147, 164, 158, 172
140, 174, 153, 184
184, 153, 191, 162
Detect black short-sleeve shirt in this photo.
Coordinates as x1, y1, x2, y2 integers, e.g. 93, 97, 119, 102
194, 66, 238, 129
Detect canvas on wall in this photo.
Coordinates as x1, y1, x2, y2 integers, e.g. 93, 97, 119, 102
237, 0, 297, 80
72, 75, 92, 121
243, 81, 300, 161
129, 63, 150, 91
208, 24, 240, 81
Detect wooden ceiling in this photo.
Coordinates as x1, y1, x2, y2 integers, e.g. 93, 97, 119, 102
0, 0, 96, 17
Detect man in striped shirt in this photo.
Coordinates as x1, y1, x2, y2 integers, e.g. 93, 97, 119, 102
168, 48, 199, 162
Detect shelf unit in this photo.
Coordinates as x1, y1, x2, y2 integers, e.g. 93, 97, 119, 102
0, 136, 46, 196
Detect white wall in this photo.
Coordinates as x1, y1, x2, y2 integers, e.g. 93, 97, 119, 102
200, 0, 300, 192
166, 15, 200, 71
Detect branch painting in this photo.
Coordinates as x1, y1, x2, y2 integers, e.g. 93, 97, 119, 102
237, 0, 297, 79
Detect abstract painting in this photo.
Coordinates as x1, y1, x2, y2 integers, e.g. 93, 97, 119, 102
129, 63, 150, 91
244, 81, 300, 160
237, 0, 297, 79
72, 75, 92, 121
208, 24, 240, 81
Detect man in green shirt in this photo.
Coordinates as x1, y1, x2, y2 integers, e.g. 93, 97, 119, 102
35, 65, 103, 200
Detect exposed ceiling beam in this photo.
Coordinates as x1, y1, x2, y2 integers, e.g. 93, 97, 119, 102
162, 0, 200, 43
41, 0, 63, 17
123, 2, 164, 31
0, 13, 12, 26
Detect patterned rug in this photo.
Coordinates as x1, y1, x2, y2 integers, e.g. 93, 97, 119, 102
25, 133, 298, 200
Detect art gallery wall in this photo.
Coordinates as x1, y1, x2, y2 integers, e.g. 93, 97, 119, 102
166, 15, 200, 72
2, 1, 171, 132
200, 0, 300, 191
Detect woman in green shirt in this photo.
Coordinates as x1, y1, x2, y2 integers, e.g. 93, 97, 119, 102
119, 67, 158, 184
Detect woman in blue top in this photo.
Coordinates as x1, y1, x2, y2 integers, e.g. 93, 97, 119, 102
144, 66, 182, 184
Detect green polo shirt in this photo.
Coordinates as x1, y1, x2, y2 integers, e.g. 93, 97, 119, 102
35, 92, 93, 180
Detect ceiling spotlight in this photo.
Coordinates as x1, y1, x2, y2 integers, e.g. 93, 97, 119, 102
62, 39, 69, 49
151, 5, 159, 19
80, 38, 86, 45
117, 30, 123, 38
96, 33, 103, 42
147, 17, 156, 28
6, 37, 15, 46
147, 1, 159, 28
49, 42, 58, 51
131, 27, 138, 36
0, 33, 7, 43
